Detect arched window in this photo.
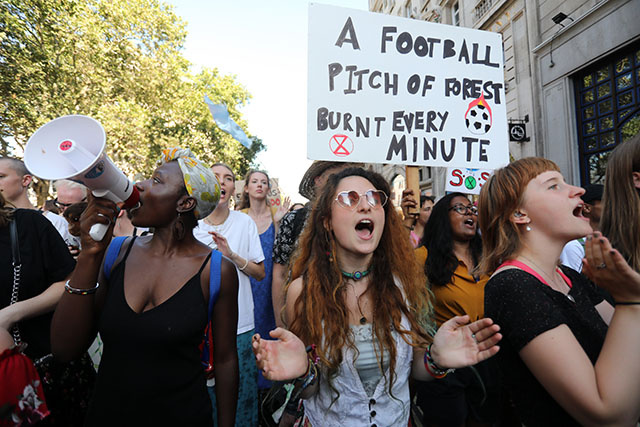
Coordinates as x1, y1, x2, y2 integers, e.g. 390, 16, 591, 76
391, 174, 406, 208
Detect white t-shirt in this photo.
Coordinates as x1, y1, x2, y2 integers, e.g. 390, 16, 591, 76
42, 211, 80, 247
559, 238, 585, 272
194, 210, 264, 335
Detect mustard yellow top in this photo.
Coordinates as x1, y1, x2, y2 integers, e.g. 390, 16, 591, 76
415, 246, 489, 327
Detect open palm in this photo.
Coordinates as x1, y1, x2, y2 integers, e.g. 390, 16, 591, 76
252, 328, 308, 381
431, 316, 502, 369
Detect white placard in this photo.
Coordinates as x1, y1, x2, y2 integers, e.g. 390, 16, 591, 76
307, 4, 509, 169
445, 167, 493, 195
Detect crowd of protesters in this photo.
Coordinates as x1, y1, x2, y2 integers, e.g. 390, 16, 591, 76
2, 132, 640, 426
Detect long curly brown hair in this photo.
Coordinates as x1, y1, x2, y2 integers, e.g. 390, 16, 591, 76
287, 167, 433, 400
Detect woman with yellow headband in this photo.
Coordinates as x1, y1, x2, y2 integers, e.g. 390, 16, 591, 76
51, 148, 239, 427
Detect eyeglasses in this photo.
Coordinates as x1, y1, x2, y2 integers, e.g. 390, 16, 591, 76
449, 203, 478, 216
54, 197, 87, 209
334, 189, 388, 210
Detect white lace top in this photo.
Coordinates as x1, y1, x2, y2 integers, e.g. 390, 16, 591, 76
352, 323, 392, 397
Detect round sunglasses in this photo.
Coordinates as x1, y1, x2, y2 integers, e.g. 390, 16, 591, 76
334, 189, 388, 210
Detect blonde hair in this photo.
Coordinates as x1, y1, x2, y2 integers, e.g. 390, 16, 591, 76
477, 157, 560, 275
53, 179, 88, 196
600, 133, 640, 270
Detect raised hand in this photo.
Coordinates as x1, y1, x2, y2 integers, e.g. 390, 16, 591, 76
400, 189, 417, 219
209, 231, 232, 258
430, 316, 501, 369
583, 231, 640, 302
274, 196, 291, 225
252, 328, 308, 381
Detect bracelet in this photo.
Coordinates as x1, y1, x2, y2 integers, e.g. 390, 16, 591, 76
296, 345, 319, 387
424, 351, 446, 379
288, 344, 320, 403
64, 280, 99, 295
424, 344, 455, 379
237, 257, 249, 271
615, 301, 640, 305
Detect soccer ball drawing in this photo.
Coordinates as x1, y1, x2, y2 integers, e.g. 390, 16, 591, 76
464, 95, 493, 135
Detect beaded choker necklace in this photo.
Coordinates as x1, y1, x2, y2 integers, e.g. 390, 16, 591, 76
341, 269, 370, 281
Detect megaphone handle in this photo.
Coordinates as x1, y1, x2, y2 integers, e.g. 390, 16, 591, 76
89, 222, 109, 241
92, 189, 120, 203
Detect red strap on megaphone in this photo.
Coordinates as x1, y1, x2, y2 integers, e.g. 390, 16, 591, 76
121, 186, 140, 210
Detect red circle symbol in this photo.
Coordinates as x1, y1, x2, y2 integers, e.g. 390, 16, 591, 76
329, 134, 354, 157
59, 140, 73, 151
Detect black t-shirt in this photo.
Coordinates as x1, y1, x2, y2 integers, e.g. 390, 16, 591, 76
0, 209, 76, 359
484, 266, 608, 426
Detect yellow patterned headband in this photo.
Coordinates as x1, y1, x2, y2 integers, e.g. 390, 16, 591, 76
159, 147, 220, 219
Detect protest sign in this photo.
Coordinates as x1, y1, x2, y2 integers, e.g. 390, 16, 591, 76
445, 167, 493, 195
307, 3, 509, 169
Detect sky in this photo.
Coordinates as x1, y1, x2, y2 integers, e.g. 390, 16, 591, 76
166, 0, 369, 202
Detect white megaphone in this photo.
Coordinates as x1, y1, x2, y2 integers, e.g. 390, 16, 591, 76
25, 115, 140, 241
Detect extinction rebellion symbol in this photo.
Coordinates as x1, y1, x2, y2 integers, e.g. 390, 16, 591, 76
464, 176, 477, 190
329, 134, 354, 157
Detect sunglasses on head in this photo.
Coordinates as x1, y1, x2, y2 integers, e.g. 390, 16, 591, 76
449, 203, 478, 216
334, 189, 388, 210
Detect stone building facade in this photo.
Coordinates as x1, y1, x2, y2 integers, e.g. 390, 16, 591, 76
369, 0, 640, 196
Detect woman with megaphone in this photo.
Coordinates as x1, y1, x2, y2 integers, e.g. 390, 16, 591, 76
51, 147, 239, 427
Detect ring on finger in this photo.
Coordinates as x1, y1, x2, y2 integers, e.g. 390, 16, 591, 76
471, 333, 477, 343
596, 262, 607, 270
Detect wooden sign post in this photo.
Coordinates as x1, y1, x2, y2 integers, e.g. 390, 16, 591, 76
405, 165, 420, 216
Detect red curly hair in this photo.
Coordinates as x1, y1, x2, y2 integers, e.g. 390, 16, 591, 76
287, 167, 433, 399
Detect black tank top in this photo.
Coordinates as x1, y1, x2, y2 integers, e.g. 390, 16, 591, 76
85, 238, 213, 426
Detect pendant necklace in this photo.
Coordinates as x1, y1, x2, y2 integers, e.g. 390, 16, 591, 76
343, 270, 370, 324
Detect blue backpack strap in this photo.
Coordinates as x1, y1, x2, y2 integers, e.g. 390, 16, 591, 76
208, 250, 222, 321
103, 236, 128, 280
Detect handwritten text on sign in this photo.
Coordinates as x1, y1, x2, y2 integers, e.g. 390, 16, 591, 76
445, 168, 493, 195
307, 4, 509, 169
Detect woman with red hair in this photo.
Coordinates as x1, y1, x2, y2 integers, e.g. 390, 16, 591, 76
253, 167, 501, 426
479, 157, 640, 426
